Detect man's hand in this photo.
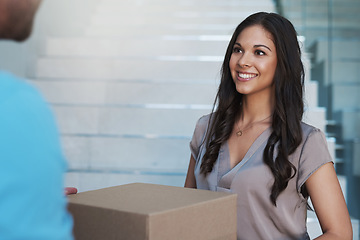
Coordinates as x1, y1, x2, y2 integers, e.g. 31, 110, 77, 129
64, 187, 78, 195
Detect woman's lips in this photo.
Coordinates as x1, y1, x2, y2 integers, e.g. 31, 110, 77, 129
237, 72, 258, 81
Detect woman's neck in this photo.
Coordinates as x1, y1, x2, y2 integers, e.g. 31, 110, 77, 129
240, 92, 275, 123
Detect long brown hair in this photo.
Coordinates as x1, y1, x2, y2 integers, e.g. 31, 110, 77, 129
200, 12, 304, 206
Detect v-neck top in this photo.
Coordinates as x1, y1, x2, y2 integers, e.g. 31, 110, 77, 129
190, 114, 332, 240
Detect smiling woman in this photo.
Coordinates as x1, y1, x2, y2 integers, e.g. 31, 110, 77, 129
229, 25, 277, 100
184, 12, 353, 240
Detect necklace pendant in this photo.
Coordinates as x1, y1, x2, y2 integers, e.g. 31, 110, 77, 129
236, 130, 243, 137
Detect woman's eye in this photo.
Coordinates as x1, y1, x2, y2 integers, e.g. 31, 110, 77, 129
255, 50, 265, 56
233, 47, 242, 53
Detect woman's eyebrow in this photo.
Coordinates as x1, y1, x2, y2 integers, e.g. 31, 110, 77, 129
234, 42, 272, 52
254, 44, 272, 51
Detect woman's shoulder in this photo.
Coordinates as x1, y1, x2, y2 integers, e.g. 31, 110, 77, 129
300, 122, 322, 136
193, 113, 211, 136
195, 112, 217, 132
300, 122, 328, 147
191, 113, 213, 146
197, 113, 212, 126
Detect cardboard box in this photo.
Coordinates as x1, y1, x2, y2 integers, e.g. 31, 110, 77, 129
68, 183, 237, 240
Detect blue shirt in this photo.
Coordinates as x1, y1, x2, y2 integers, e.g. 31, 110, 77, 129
0, 71, 73, 239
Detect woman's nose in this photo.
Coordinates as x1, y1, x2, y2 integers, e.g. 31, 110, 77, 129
238, 53, 251, 68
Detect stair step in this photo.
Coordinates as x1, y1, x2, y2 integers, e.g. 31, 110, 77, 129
62, 135, 191, 171
36, 57, 223, 82
304, 80, 319, 108
311, 39, 360, 63
30, 80, 217, 105
96, 0, 274, 8
65, 171, 186, 192
90, 13, 252, 26
85, 24, 238, 36
337, 110, 360, 140
303, 107, 327, 132
53, 105, 209, 137
45, 37, 230, 57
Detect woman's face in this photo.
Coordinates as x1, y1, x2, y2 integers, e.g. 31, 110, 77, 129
229, 24, 277, 98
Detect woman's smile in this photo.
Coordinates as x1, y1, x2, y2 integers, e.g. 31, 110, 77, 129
237, 71, 258, 81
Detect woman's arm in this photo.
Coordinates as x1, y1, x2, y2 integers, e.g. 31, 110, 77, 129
184, 155, 197, 188
306, 162, 352, 239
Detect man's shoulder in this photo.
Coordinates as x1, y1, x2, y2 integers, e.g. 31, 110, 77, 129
0, 71, 43, 104
0, 70, 24, 86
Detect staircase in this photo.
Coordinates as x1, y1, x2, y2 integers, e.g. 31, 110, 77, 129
30, 0, 275, 191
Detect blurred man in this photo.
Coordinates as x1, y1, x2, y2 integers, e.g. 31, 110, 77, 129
0, 1, 73, 239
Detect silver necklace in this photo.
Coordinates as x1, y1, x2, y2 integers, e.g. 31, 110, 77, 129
236, 115, 272, 137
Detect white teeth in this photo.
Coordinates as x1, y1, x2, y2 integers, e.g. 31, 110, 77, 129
238, 73, 257, 79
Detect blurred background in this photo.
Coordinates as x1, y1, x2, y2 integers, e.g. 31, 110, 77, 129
0, 0, 358, 238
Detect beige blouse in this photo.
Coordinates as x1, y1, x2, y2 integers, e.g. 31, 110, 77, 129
190, 114, 332, 240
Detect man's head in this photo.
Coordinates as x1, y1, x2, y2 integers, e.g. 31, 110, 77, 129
0, 0, 42, 41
